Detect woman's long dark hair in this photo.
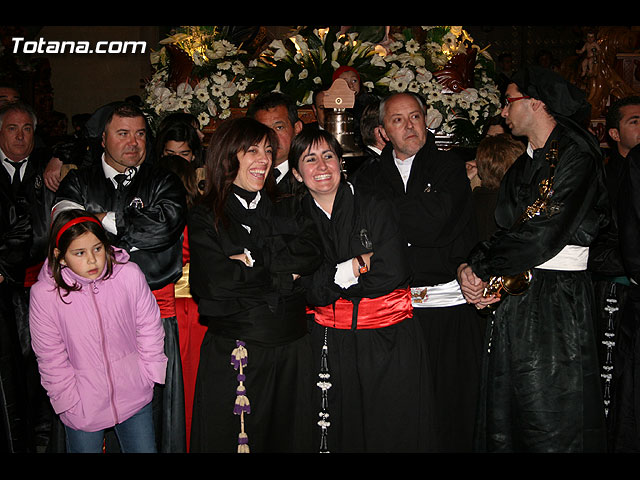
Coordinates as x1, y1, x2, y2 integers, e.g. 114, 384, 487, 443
200, 117, 278, 230
48, 209, 117, 301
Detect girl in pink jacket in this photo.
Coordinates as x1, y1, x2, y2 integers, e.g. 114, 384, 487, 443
29, 209, 167, 453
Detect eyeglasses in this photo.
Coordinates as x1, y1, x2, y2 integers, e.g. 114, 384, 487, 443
503, 96, 531, 109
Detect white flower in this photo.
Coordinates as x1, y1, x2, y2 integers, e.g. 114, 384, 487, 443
210, 84, 224, 97
298, 69, 309, 80
408, 81, 421, 93
223, 81, 238, 97
192, 50, 206, 66
236, 78, 249, 91
284, 69, 292, 82
313, 76, 322, 85
177, 96, 191, 110
270, 40, 288, 62
363, 81, 374, 92
459, 88, 479, 103
219, 109, 231, 120
238, 93, 251, 108
211, 73, 227, 85
195, 88, 210, 102
415, 67, 433, 84
218, 61, 232, 71
232, 61, 245, 75
370, 53, 386, 68
206, 42, 227, 60
176, 82, 193, 99
198, 112, 210, 128
405, 39, 420, 54
425, 107, 443, 130
219, 96, 230, 109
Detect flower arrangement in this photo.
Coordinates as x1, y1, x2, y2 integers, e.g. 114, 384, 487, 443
142, 26, 254, 131
247, 27, 386, 106
372, 26, 502, 146
142, 26, 502, 146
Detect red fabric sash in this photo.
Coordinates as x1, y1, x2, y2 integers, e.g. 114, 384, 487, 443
310, 288, 413, 330
153, 282, 177, 319
24, 261, 44, 288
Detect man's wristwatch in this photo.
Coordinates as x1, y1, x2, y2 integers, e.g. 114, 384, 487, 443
356, 255, 368, 275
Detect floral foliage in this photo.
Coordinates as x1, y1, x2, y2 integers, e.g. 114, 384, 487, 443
142, 26, 254, 131
142, 26, 502, 146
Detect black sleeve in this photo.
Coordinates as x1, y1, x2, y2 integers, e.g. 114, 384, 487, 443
114, 171, 187, 252
0, 195, 32, 284
618, 147, 640, 283
470, 140, 606, 280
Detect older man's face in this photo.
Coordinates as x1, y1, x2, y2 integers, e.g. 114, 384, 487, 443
381, 94, 427, 160
0, 109, 35, 161
102, 114, 146, 172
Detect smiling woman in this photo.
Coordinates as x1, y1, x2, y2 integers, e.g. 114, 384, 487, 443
290, 126, 437, 453
187, 117, 323, 453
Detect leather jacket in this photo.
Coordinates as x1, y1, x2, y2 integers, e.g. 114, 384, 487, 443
54, 160, 187, 291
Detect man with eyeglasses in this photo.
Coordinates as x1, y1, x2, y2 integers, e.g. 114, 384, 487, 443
457, 66, 610, 452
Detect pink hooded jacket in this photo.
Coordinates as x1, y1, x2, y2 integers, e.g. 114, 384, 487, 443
29, 247, 167, 432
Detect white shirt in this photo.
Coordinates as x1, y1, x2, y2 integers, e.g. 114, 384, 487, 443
392, 150, 415, 191
274, 160, 289, 184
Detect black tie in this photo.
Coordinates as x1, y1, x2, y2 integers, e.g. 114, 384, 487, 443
114, 173, 128, 189
8, 159, 26, 196
274, 169, 282, 181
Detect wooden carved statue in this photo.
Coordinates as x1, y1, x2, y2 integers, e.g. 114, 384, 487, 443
433, 43, 478, 93
561, 26, 639, 118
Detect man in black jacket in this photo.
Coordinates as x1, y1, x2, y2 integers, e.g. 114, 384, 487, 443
354, 92, 484, 452
458, 66, 609, 452
0, 101, 55, 452
53, 101, 187, 452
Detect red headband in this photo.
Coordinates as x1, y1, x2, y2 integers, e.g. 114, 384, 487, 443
56, 216, 103, 247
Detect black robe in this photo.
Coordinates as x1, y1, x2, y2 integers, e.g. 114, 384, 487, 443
187, 191, 323, 453
468, 116, 609, 452
298, 182, 435, 452
0, 187, 32, 452
354, 133, 485, 452
614, 142, 640, 451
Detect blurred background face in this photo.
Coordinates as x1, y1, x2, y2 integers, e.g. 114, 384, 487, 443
253, 105, 300, 166
0, 109, 35, 161
338, 70, 361, 95
163, 140, 195, 162
233, 136, 273, 192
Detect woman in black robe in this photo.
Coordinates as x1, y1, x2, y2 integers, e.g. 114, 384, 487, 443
187, 117, 322, 453
290, 126, 435, 453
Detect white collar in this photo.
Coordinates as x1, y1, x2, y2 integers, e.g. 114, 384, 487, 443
275, 160, 289, 183
101, 154, 138, 188
1, 146, 29, 166
234, 190, 261, 210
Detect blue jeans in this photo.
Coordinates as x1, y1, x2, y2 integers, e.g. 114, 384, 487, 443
64, 402, 157, 453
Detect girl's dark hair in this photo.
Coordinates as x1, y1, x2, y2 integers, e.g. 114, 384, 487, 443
157, 154, 201, 209
48, 209, 117, 300
154, 121, 203, 167
201, 117, 278, 229
288, 125, 345, 196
